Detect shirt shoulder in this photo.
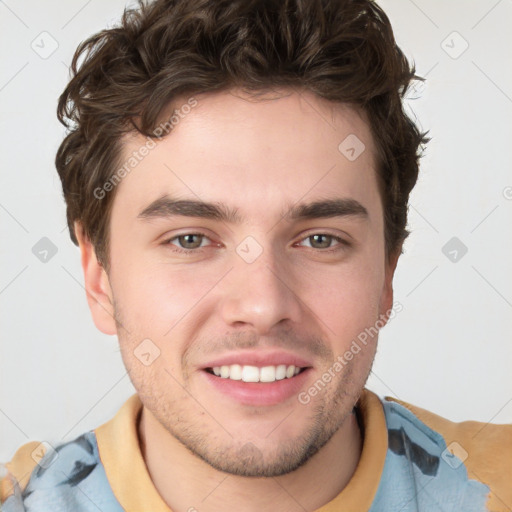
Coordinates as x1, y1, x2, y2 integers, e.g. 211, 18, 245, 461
1, 441, 42, 503
1, 432, 123, 512
382, 396, 512, 512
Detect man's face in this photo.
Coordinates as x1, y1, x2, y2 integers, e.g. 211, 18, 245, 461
92, 89, 396, 477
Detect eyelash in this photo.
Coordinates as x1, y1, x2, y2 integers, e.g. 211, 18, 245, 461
162, 232, 350, 255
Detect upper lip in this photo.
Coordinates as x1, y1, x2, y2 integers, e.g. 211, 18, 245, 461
201, 350, 313, 370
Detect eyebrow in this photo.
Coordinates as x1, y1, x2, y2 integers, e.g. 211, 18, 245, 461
137, 196, 368, 223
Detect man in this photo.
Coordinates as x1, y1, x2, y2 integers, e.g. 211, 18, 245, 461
1, 0, 510, 510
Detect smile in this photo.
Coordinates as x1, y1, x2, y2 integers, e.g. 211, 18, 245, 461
206, 364, 306, 383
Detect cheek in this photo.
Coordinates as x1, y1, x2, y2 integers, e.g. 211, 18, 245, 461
109, 253, 225, 336
300, 257, 385, 347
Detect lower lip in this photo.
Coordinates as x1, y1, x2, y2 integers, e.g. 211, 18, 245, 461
201, 368, 312, 406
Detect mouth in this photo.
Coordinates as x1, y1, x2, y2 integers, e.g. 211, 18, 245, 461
204, 364, 308, 383
201, 362, 312, 406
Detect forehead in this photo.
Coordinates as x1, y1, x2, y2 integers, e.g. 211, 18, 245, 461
113, 88, 381, 223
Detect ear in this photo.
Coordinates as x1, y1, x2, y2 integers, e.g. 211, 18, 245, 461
74, 221, 117, 335
378, 247, 401, 325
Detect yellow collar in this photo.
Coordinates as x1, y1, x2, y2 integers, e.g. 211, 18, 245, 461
94, 388, 388, 512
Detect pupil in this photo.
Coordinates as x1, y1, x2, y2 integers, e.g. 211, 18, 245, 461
180, 234, 201, 248
312, 234, 330, 248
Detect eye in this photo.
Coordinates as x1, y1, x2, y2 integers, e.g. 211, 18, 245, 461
297, 234, 347, 251
162, 232, 349, 255
165, 233, 212, 253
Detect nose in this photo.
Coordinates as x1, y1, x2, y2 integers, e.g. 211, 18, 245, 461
218, 248, 303, 335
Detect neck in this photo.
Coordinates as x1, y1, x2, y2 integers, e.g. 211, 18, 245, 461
138, 407, 362, 512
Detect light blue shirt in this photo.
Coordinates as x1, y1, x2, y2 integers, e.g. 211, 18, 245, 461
1, 398, 490, 511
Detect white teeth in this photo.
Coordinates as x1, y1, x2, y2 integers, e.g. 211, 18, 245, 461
275, 364, 287, 380
229, 364, 242, 380
242, 365, 260, 382
210, 364, 303, 383
260, 366, 276, 382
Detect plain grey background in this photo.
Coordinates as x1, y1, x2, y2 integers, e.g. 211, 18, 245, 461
1, 0, 511, 462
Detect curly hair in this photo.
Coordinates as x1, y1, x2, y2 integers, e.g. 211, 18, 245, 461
56, 0, 428, 269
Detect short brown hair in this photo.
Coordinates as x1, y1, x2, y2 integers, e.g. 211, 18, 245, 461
56, 0, 428, 269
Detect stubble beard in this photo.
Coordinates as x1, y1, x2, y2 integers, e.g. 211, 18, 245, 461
114, 305, 371, 478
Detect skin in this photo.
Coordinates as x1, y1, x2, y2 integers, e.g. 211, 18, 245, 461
76, 88, 400, 512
